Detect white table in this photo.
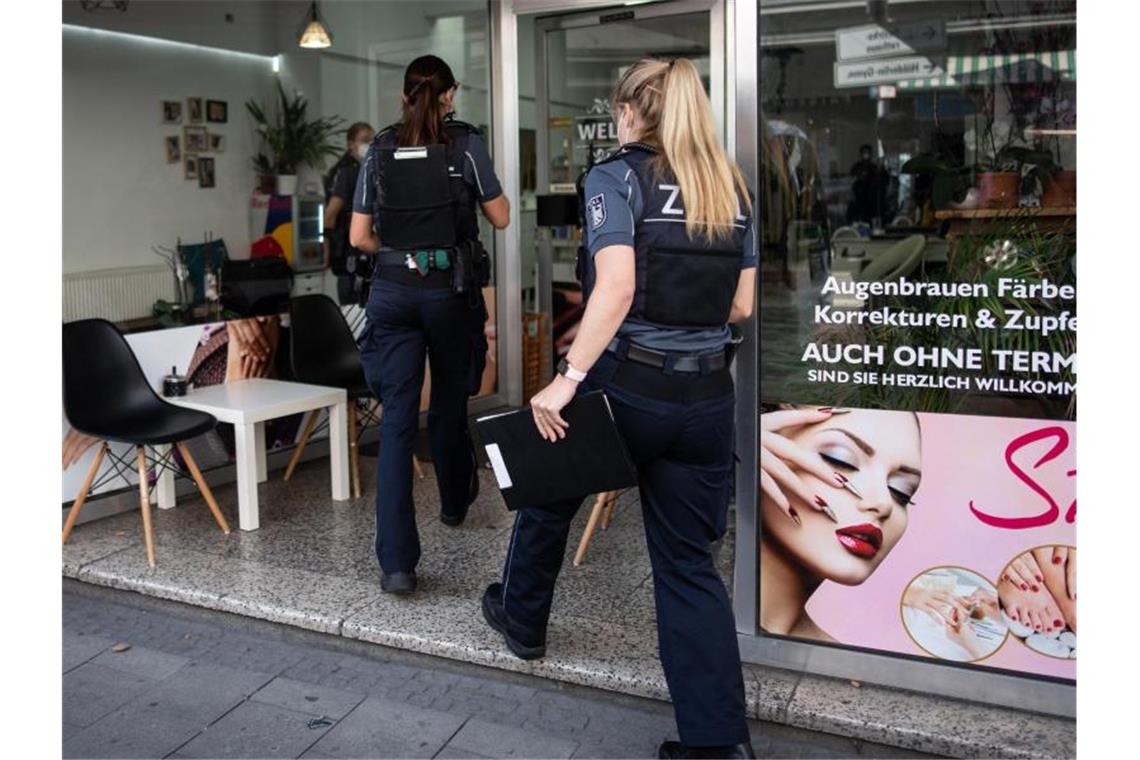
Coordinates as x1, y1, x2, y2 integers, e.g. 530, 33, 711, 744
157, 378, 350, 531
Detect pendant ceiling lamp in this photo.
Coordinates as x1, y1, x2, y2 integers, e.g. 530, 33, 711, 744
297, 1, 333, 49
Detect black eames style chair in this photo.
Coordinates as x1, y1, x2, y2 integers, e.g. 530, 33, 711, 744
62, 319, 231, 566
285, 294, 425, 498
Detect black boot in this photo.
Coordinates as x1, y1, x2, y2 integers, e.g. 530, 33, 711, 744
658, 740, 756, 759
481, 583, 546, 660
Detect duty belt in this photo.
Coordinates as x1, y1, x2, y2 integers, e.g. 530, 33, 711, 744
375, 248, 452, 275
606, 338, 728, 375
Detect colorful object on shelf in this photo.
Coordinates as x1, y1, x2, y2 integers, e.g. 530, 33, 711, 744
250, 193, 295, 263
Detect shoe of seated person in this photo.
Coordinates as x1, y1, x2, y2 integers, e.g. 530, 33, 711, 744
481, 583, 546, 660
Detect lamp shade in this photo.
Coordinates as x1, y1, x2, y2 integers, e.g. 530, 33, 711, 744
297, 2, 332, 49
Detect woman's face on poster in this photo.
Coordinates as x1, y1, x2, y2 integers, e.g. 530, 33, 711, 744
762, 408, 922, 585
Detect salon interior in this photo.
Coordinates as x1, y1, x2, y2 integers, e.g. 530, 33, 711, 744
62, 1, 1075, 755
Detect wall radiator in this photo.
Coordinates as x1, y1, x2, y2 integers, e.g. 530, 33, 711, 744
63, 265, 174, 323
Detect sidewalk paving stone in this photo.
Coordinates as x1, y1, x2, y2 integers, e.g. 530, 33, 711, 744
91, 644, 189, 680
301, 697, 465, 759
172, 700, 333, 759
252, 676, 366, 721
62, 663, 159, 728
443, 718, 579, 759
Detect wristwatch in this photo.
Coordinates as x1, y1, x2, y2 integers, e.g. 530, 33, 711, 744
557, 358, 588, 383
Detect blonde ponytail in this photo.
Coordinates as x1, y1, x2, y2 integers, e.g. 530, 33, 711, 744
612, 58, 750, 241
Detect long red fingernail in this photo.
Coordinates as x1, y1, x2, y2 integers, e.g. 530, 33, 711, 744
818, 407, 833, 414
833, 472, 848, 485
788, 507, 802, 526
814, 495, 828, 508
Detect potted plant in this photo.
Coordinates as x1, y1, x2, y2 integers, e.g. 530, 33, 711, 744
246, 81, 344, 195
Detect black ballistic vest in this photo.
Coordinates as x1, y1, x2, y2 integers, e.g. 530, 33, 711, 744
578, 144, 747, 330
371, 120, 482, 250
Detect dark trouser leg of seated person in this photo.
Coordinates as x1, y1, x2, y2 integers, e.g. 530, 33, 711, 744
500, 496, 583, 639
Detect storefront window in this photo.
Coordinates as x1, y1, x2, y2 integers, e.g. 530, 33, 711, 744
757, 0, 1076, 682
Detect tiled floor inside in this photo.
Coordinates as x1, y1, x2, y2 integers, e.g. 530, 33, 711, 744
62, 452, 747, 711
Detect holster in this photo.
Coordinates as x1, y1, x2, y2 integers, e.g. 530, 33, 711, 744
451, 240, 492, 302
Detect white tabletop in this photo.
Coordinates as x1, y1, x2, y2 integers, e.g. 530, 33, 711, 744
166, 378, 346, 425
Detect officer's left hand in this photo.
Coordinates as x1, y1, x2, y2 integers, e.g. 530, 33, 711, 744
530, 376, 578, 442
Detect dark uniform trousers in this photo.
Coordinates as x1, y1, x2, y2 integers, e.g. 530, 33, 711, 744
499, 351, 750, 746
361, 275, 480, 574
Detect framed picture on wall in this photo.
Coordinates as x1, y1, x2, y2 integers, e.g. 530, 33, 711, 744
206, 100, 228, 123
164, 135, 181, 164
198, 157, 216, 188
187, 97, 203, 123
184, 154, 199, 180
183, 126, 208, 153
162, 100, 182, 124
208, 133, 225, 152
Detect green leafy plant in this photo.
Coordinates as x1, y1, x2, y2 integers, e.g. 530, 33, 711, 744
246, 81, 345, 175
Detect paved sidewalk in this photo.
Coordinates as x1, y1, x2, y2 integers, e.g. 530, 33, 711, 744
62, 581, 931, 759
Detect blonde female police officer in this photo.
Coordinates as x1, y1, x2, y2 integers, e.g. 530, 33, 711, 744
481, 58, 757, 758
350, 55, 509, 596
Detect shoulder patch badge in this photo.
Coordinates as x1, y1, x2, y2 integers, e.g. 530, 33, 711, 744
587, 193, 607, 230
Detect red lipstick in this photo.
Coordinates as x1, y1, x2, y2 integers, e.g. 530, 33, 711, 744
835, 523, 883, 559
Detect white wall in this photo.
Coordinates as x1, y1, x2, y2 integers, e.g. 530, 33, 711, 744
63, 25, 275, 274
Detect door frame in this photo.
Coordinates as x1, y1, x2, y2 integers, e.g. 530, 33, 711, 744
490, 0, 730, 414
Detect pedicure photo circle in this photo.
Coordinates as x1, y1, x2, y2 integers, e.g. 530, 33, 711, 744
997, 545, 1076, 659
901, 567, 1007, 662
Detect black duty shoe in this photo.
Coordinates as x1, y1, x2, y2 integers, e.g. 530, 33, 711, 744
481, 583, 546, 660
440, 508, 467, 527
658, 741, 756, 759
380, 571, 417, 596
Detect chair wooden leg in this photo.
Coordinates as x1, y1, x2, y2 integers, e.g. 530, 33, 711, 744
573, 493, 608, 567
177, 441, 231, 534
601, 491, 618, 530
413, 455, 426, 480
284, 410, 320, 481
62, 442, 107, 544
137, 447, 157, 568
348, 404, 362, 499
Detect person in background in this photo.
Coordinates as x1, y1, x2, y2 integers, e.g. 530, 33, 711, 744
324, 122, 374, 304
482, 58, 757, 759
350, 55, 509, 596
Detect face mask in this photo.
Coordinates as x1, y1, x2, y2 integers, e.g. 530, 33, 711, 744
356, 143, 369, 160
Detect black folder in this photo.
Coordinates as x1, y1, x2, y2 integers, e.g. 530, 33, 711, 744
474, 391, 638, 511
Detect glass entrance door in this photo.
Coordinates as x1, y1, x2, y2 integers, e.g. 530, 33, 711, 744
526, 1, 719, 395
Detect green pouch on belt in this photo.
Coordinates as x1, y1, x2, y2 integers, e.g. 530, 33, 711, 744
411, 249, 451, 275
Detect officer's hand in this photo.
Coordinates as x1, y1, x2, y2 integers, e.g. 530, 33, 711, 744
530, 376, 577, 442
759, 407, 840, 525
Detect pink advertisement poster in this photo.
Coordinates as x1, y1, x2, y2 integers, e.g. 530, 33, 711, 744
757, 407, 1075, 681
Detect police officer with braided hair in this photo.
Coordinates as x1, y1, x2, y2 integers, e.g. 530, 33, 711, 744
481, 58, 757, 758
350, 55, 510, 596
